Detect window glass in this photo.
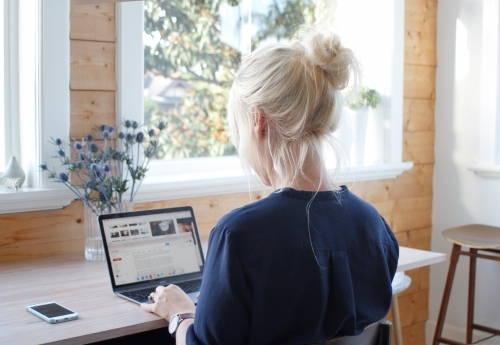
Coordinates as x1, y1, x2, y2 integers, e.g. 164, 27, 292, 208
143, 0, 396, 165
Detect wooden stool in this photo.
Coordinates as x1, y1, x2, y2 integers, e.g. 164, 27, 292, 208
433, 224, 500, 345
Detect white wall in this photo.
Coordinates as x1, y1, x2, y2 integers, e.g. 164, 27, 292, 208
429, 0, 500, 343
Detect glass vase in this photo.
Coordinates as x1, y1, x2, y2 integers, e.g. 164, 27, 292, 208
84, 201, 133, 261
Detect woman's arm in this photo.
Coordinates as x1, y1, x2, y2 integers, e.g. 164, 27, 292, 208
175, 318, 194, 345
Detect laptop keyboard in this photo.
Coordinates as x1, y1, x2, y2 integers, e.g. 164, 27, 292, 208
122, 279, 202, 303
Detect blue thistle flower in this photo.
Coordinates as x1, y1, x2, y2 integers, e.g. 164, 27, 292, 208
118, 132, 125, 139
86, 134, 94, 142
145, 148, 154, 158
126, 133, 135, 143
79, 152, 87, 161
76, 161, 84, 169
90, 163, 99, 172
99, 124, 107, 132
124, 120, 132, 128
57, 172, 69, 182
103, 164, 112, 172
102, 130, 110, 139
132, 121, 138, 129
107, 125, 115, 134
58, 149, 66, 158
158, 121, 166, 130
89, 142, 99, 153
75, 142, 83, 150
112, 151, 122, 160
136, 132, 144, 143
54, 138, 63, 145
39, 163, 48, 171
148, 129, 155, 137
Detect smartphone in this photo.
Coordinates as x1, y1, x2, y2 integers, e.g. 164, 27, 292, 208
26, 302, 79, 324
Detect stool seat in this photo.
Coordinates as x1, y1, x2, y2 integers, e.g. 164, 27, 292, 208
392, 271, 411, 295
442, 224, 500, 249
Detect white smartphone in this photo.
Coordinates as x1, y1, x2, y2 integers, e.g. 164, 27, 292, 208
26, 302, 79, 324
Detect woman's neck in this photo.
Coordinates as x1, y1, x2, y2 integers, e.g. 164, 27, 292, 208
268, 155, 340, 192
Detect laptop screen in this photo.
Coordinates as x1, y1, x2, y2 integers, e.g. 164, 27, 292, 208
100, 207, 204, 287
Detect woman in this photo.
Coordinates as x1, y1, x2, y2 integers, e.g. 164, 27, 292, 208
141, 27, 399, 345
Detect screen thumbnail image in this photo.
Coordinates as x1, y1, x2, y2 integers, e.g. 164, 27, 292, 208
178, 221, 196, 244
130, 229, 139, 236
120, 229, 130, 237
150, 220, 176, 236
178, 222, 193, 233
110, 231, 120, 238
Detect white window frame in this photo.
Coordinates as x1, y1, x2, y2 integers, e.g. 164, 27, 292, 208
468, 0, 500, 178
117, 0, 412, 204
0, 0, 72, 214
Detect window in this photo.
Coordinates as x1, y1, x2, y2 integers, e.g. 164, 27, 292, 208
467, 0, 500, 178
122, 0, 410, 191
0, 0, 410, 214
0, 0, 71, 214
117, 0, 412, 201
141, 0, 404, 167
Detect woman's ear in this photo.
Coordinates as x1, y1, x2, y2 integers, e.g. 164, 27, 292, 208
253, 107, 267, 139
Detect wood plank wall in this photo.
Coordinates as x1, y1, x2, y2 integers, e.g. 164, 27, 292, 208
0, 1, 436, 344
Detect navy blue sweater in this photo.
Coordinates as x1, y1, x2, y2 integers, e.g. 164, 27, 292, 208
187, 186, 398, 344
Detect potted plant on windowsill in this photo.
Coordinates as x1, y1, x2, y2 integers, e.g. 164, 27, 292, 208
345, 86, 381, 165
40, 120, 166, 261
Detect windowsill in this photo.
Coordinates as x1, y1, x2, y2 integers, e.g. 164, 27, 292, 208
468, 163, 500, 179
0, 161, 413, 214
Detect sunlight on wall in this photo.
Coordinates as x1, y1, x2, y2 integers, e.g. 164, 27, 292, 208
455, 19, 469, 81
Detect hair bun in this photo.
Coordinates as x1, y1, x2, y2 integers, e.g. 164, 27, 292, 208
298, 28, 357, 90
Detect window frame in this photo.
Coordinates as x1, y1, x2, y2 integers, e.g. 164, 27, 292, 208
0, 0, 73, 214
468, 0, 500, 178
117, 0, 411, 197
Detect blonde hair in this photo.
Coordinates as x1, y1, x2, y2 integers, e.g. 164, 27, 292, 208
228, 26, 358, 187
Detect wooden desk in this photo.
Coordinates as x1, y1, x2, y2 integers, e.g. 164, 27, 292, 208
0, 247, 446, 345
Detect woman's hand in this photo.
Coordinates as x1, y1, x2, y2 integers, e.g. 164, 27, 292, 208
141, 284, 196, 321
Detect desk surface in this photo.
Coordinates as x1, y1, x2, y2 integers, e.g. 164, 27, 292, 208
0, 246, 446, 345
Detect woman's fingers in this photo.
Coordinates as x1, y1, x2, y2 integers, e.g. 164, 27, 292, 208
141, 285, 196, 321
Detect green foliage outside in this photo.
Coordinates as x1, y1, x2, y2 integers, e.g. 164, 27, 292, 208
143, 0, 316, 159
345, 86, 381, 110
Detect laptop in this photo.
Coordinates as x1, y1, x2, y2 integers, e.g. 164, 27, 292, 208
98, 206, 205, 305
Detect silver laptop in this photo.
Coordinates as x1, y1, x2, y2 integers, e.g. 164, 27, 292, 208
98, 206, 205, 304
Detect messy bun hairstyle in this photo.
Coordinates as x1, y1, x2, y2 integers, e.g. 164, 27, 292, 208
228, 26, 358, 187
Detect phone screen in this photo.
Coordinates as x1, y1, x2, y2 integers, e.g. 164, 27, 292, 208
30, 303, 74, 318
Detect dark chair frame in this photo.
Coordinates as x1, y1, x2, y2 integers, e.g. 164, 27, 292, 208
310, 320, 392, 345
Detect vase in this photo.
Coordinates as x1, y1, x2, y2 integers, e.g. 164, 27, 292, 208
3, 156, 26, 187
84, 201, 133, 261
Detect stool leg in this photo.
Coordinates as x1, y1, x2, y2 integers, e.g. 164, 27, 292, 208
433, 244, 461, 345
466, 248, 477, 344
392, 294, 403, 345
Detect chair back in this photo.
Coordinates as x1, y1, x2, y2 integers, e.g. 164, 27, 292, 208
310, 320, 392, 345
